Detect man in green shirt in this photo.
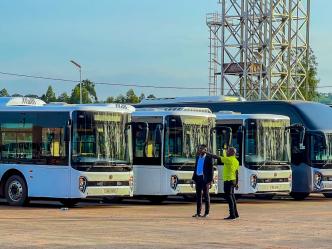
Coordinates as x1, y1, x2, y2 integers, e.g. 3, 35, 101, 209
220, 147, 239, 220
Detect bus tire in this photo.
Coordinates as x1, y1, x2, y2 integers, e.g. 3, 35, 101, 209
60, 199, 80, 207
290, 192, 309, 200
147, 196, 167, 204
5, 175, 29, 206
323, 193, 332, 198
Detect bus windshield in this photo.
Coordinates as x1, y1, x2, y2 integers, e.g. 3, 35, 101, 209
245, 119, 290, 166
72, 111, 131, 169
309, 132, 332, 169
164, 115, 214, 167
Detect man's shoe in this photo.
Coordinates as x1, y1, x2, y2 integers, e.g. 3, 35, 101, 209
192, 213, 202, 218
224, 216, 236, 220
202, 214, 209, 218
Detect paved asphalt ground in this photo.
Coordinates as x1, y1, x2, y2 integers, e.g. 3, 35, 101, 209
0, 194, 331, 249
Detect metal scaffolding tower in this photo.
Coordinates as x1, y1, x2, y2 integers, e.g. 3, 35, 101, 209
207, 0, 310, 100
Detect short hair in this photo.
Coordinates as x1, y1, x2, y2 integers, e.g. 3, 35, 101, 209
199, 144, 207, 148
227, 147, 236, 156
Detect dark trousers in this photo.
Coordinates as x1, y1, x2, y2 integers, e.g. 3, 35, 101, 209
195, 176, 210, 215
224, 180, 239, 218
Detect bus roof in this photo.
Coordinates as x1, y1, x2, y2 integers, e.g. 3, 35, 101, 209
132, 107, 216, 118
215, 112, 290, 121
138, 98, 331, 131
139, 95, 245, 105
0, 97, 135, 113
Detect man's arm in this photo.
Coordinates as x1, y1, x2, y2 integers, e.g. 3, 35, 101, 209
206, 152, 219, 160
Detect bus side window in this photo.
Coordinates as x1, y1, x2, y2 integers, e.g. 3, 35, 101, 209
0, 112, 34, 162
0, 112, 69, 166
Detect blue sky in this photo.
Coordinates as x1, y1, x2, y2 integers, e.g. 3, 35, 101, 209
0, 0, 331, 100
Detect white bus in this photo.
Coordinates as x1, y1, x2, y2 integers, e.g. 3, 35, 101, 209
215, 112, 292, 196
131, 107, 218, 203
0, 97, 134, 206
138, 97, 332, 200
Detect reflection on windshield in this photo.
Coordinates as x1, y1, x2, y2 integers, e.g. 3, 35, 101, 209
245, 119, 290, 165
164, 115, 213, 166
310, 133, 332, 168
72, 111, 130, 166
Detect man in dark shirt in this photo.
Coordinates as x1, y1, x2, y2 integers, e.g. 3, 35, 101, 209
192, 144, 214, 218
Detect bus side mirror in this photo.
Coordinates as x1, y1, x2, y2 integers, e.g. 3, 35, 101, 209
124, 122, 133, 144
237, 126, 243, 145
287, 124, 306, 150
217, 126, 232, 148
155, 124, 163, 144
64, 119, 71, 142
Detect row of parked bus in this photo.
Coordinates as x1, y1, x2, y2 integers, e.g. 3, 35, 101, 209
0, 96, 330, 206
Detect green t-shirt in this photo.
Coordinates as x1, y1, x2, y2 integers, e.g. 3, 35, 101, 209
220, 155, 239, 181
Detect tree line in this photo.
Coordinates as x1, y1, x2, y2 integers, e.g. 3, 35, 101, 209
0, 79, 155, 104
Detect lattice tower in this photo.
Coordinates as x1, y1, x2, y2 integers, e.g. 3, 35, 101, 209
207, 0, 310, 100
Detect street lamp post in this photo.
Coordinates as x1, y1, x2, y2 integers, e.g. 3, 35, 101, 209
70, 60, 82, 104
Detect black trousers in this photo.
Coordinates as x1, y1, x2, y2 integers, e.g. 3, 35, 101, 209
224, 180, 239, 218
195, 176, 210, 215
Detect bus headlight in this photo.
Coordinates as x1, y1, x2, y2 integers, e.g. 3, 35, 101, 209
129, 176, 134, 189
250, 175, 257, 189
288, 175, 292, 183
314, 172, 323, 189
170, 175, 178, 190
213, 174, 218, 184
79, 176, 87, 193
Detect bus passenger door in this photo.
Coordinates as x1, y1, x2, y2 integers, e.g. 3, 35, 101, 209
132, 122, 163, 195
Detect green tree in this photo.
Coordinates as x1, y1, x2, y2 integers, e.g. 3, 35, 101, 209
299, 49, 319, 101
70, 79, 97, 104
125, 89, 139, 103
25, 94, 40, 98
57, 92, 70, 103
0, 88, 9, 97
11, 93, 23, 97
139, 93, 145, 102
41, 86, 57, 103
114, 94, 126, 103
105, 96, 115, 103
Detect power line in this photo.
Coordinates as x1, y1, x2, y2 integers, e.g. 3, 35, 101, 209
1, 70, 330, 92
0, 71, 210, 90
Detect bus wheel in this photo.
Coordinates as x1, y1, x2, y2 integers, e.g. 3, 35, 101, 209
255, 194, 275, 200
60, 199, 79, 207
323, 193, 332, 198
5, 175, 29, 206
147, 196, 167, 204
290, 192, 309, 200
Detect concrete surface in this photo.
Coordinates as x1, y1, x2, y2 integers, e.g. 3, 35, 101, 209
0, 195, 331, 249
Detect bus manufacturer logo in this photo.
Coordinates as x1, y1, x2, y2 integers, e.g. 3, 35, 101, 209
22, 97, 36, 105
109, 175, 113, 180
115, 104, 129, 110
274, 173, 277, 177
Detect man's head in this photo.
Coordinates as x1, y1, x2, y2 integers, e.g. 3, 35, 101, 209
197, 144, 208, 156
227, 147, 236, 157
